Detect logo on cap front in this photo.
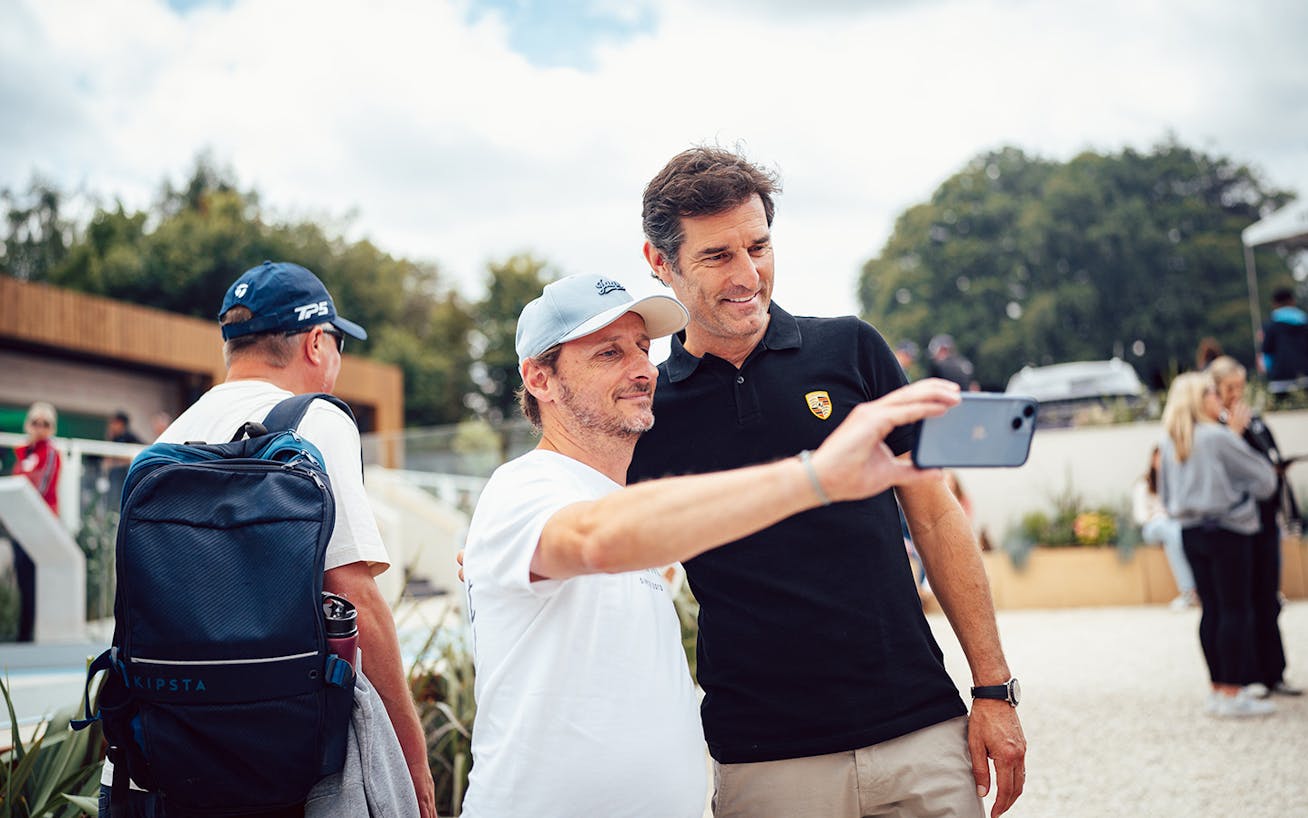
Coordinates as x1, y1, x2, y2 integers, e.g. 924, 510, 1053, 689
235, 283, 249, 298
805, 391, 833, 420
595, 278, 625, 296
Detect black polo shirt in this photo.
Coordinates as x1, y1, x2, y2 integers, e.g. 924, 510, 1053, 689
628, 303, 965, 763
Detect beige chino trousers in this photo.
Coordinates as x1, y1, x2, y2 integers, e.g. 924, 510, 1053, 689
711, 716, 984, 818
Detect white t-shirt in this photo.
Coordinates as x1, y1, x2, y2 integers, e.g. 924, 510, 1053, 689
153, 380, 389, 572
460, 450, 706, 818
104, 380, 390, 787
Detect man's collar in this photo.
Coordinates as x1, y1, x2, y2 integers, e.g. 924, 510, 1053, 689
665, 303, 801, 383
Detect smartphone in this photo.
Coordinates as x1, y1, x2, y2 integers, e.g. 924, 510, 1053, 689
911, 393, 1038, 468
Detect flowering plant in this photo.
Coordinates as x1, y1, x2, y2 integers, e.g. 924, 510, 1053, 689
1072, 511, 1117, 545
1018, 486, 1123, 548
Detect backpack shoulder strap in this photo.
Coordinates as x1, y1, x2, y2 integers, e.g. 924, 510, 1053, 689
262, 393, 357, 435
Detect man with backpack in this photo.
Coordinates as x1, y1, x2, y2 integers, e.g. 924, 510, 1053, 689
98, 261, 436, 817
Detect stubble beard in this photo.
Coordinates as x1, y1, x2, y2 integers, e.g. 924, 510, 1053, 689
558, 381, 654, 439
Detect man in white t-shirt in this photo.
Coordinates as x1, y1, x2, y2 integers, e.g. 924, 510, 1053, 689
460, 274, 962, 817
100, 261, 437, 818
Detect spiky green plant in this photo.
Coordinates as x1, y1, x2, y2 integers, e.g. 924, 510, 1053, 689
1, 675, 104, 817
408, 614, 475, 817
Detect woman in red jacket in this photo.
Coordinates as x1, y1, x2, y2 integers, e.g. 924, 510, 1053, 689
14, 401, 60, 514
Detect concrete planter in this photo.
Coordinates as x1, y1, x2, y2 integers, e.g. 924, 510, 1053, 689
978, 538, 1308, 610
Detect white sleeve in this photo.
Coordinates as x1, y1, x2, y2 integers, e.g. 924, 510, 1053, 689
465, 464, 591, 598
299, 402, 391, 574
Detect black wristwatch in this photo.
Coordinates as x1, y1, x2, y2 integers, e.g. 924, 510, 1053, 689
971, 677, 1021, 707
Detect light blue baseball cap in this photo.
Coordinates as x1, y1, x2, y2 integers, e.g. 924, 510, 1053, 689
516, 274, 688, 364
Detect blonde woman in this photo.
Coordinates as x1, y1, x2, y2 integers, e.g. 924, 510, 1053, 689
1208, 356, 1302, 697
13, 401, 60, 513
1159, 372, 1278, 717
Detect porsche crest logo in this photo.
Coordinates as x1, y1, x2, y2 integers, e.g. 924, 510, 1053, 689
805, 390, 833, 420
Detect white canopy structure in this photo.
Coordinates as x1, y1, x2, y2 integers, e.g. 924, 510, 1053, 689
1242, 200, 1308, 354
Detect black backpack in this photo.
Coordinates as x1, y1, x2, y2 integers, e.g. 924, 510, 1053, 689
73, 394, 357, 816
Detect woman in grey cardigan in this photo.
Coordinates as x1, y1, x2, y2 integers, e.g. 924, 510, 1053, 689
1158, 372, 1278, 718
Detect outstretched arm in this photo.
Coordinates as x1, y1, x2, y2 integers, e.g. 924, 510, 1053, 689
531, 379, 961, 580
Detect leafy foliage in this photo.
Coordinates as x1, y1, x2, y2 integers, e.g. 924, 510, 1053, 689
0, 568, 18, 643
1, 157, 479, 427
408, 617, 475, 817
469, 255, 557, 422
860, 140, 1298, 390
1, 676, 104, 817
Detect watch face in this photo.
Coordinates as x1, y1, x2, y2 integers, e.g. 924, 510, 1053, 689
1008, 678, 1022, 705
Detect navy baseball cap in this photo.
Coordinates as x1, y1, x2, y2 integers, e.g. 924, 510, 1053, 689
516, 273, 688, 364
219, 261, 367, 342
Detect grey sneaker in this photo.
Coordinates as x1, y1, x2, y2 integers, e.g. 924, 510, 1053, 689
1270, 680, 1303, 697
1212, 691, 1277, 718
1169, 593, 1198, 611
1244, 682, 1271, 699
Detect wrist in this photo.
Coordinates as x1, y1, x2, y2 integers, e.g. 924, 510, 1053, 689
970, 676, 1020, 706
796, 450, 832, 507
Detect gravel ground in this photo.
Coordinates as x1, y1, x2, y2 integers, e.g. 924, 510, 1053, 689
929, 601, 1308, 818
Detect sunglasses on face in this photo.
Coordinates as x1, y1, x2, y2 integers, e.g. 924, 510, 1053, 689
321, 327, 345, 354
286, 327, 345, 354
29, 419, 52, 428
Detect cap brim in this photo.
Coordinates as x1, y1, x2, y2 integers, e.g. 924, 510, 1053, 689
331, 316, 368, 341
557, 294, 688, 346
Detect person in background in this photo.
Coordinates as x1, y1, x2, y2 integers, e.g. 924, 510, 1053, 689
1207, 356, 1302, 698
150, 412, 173, 441
927, 333, 978, 390
1260, 287, 1308, 388
14, 402, 60, 514
104, 410, 142, 510
1158, 372, 1277, 718
9, 401, 60, 643
894, 340, 920, 379
1132, 446, 1196, 610
1195, 337, 1224, 371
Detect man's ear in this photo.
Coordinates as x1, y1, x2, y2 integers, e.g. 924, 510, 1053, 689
643, 241, 674, 288
522, 359, 555, 405
301, 327, 326, 367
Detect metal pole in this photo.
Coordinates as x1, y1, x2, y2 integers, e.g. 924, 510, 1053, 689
1245, 243, 1262, 369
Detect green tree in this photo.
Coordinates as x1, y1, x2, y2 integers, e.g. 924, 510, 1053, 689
471, 254, 558, 421
859, 141, 1297, 389
1, 177, 72, 281
9, 157, 478, 426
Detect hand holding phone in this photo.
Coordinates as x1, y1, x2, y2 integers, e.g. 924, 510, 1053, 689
911, 393, 1038, 468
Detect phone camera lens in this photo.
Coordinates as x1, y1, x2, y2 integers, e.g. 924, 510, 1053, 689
1022, 405, 1035, 418
1011, 417, 1023, 430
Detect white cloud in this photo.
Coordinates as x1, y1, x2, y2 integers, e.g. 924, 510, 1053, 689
3, 0, 1305, 321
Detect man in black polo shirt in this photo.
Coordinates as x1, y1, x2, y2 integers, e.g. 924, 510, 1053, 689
630, 147, 1026, 818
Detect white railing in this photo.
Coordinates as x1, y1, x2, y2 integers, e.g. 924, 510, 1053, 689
388, 469, 489, 512
0, 431, 147, 534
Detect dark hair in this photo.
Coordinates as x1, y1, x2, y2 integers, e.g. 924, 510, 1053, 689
642, 146, 781, 276
1272, 287, 1296, 307
220, 305, 296, 368
111, 410, 131, 425
516, 344, 563, 429
1145, 445, 1159, 494
1195, 337, 1223, 370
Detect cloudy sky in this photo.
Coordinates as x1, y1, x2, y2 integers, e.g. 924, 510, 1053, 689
3, 0, 1306, 319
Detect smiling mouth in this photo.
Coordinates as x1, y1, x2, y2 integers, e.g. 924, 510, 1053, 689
723, 293, 756, 304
